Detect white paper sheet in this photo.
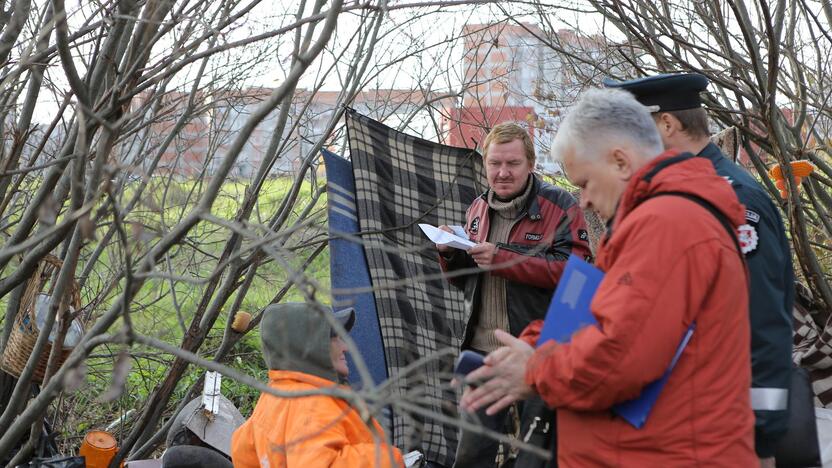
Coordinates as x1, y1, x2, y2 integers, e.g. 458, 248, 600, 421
449, 225, 468, 239
419, 223, 476, 250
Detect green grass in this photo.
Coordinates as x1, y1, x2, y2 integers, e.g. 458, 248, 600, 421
1, 175, 332, 448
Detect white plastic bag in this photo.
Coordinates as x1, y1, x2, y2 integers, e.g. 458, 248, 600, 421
817, 407, 832, 467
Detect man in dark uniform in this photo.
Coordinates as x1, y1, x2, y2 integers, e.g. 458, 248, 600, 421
604, 73, 794, 466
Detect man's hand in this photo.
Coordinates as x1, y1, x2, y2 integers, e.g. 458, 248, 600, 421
435, 225, 453, 254
469, 242, 498, 267
459, 329, 535, 415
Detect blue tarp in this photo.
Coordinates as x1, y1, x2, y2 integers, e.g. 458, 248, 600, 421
323, 149, 388, 387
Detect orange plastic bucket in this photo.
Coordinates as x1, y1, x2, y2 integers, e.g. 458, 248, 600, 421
79, 430, 121, 468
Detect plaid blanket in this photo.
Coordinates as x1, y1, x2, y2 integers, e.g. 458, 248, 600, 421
345, 109, 486, 465
794, 283, 832, 407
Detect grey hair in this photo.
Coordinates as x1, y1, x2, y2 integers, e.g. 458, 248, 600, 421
551, 88, 664, 162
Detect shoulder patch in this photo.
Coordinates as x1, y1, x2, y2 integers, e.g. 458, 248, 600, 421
578, 229, 588, 241
745, 209, 760, 224
525, 233, 543, 241
737, 224, 759, 254
469, 217, 480, 234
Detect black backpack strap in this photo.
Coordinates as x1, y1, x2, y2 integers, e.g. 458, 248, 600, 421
648, 191, 743, 259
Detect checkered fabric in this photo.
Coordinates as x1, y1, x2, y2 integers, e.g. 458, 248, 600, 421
710, 126, 740, 163
793, 283, 832, 408
345, 109, 486, 466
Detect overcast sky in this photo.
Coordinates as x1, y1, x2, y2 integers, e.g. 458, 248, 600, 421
25, 0, 621, 123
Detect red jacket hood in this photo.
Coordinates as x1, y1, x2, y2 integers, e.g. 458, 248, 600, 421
613, 150, 746, 230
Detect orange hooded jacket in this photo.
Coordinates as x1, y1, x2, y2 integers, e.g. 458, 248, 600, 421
231, 303, 403, 468
520, 151, 756, 467
230, 370, 403, 468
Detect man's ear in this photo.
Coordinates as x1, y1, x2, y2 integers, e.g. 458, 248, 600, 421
656, 112, 681, 138
611, 148, 634, 180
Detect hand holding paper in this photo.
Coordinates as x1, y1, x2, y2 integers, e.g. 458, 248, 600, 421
469, 242, 498, 267
420, 223, 476, 251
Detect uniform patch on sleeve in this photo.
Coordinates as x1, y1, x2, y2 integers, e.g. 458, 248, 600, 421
578, 229, 588, 241
737, 224, 759, 254
745, 209, 760, 224
469, 217, 479, 234
525, 233, 543, 241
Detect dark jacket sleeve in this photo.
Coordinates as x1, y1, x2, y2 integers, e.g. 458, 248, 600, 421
743, 191, 794, 457
437, 249, 477, 289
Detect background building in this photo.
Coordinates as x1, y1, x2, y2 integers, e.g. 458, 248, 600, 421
444, 23, 618, 173
126, 88, 452, 178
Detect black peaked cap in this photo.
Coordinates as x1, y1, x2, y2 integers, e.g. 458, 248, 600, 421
602, 73, 710, 112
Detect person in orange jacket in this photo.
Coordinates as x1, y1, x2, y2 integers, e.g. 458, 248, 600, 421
460, 88, 756, 467
231, 303, 404, 468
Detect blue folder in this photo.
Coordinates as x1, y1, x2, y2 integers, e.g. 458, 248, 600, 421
539, 255, 695, 429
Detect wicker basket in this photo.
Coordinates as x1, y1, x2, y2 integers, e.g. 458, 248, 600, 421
0, 254, 82, 383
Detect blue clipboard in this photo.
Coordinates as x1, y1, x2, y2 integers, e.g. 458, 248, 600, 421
539, 255, 695, 428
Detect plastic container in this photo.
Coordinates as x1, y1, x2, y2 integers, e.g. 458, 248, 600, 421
79, 430, 120, 468
34, 293, 82, 347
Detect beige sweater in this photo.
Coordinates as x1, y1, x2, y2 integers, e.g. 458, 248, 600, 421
469, 178, 533, 352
